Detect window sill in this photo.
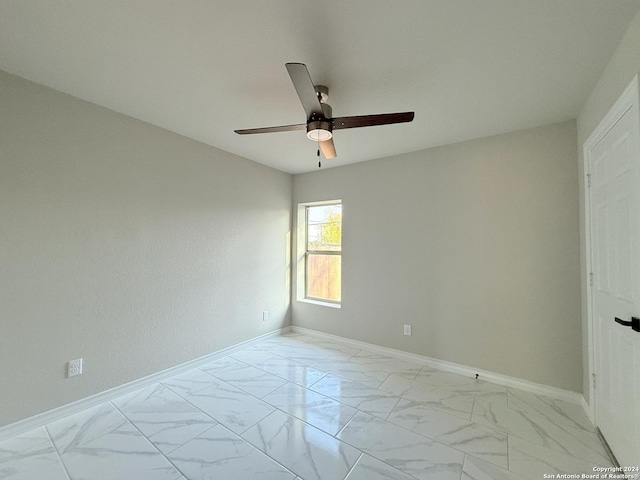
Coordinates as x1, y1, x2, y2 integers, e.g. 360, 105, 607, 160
298, 298, 341, 309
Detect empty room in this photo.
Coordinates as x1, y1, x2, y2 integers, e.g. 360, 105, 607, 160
2, 1, 640, 479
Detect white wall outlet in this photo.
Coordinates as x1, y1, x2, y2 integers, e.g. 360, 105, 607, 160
403, 324, 412, 336
263, 310, 269, 321
68, 358, 83, 377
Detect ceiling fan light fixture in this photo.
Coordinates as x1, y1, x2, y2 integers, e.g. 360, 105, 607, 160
306, 119, 332, 141
306, 128, 332, 141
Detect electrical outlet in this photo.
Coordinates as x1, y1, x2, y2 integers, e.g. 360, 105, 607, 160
263, 310, 269, 321
68, 358, 83, 378
403, 324, 412, 336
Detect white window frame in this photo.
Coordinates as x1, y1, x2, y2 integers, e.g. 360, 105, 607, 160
296, 200, 342, 308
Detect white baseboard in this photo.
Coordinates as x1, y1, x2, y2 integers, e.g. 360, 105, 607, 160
0, 327, 291, 442
582, 395, 595, 424
291, 326, 587, 407
2, 324, 592, 443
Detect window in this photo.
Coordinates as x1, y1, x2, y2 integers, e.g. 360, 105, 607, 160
304, 202, 342, 303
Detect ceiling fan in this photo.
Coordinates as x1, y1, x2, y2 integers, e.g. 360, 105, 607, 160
234, 63, 414, 161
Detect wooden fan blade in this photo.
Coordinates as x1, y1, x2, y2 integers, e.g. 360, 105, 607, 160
319, 138, 337, 159
234, 123, 306, 135
332, 112, 414, 130
285, 63, 324, 120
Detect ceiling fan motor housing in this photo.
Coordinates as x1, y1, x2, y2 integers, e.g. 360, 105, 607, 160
307, 87, 333, 141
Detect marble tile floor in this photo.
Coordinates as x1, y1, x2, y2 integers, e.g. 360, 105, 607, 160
1, 332, 613, 480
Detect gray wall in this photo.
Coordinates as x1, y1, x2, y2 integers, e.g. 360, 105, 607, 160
293, 121, 582, 392
0, 71, 292, 427
577, 9, 640, 403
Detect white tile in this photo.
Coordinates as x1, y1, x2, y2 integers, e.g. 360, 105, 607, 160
184, 377, 275, 434
301, 339, 361, 361
507, 388, 596, 432
305, 338, 359, 351
46, 402, 127, 453
260, 335, 313, 347
450, 379, 507, 395
242, 410, 361, 480
348, 352, 423, 378
255, 337, 307, 350
264, 345, 330, 366
279, 333, 311, 343
301, 337, 352, 349
508, 436, 610, 480
253, 339, 281, 349
253, 356, 328, 387
379, 374, 474, 420
462, 455, 527, 480
319, 360, 390, 387
337, 412, 464, 480
319, 349, 362, 362
0, 428, 69, 480
0, 427, 52, 462
168, 424, 295, 480
412, 373, 507, 402
161, 368, 220, 397
472, 399, 610, 465
112, 383, 217, 454
0, 450, 70, 480
310, 374, 400, 418
413, 369, 479, 387
388, 399, 508, 468
205, 362, 288, 398
230, 347, 277, 365
262, 382, 357, 435
409, 371, 508, 406
345, 454, 415, 480
59, 422, 181, 480
199, 356, 248, 374
445, 382, 508, 407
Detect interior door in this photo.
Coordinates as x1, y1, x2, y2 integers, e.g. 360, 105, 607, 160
589, 76, 640, 466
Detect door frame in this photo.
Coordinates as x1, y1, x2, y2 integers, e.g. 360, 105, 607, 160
583, 74, 640, 425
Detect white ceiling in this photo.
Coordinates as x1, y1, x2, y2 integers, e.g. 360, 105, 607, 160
1, 1, 639, 174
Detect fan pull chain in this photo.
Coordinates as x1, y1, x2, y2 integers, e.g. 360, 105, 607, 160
317, 90, 323, 168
